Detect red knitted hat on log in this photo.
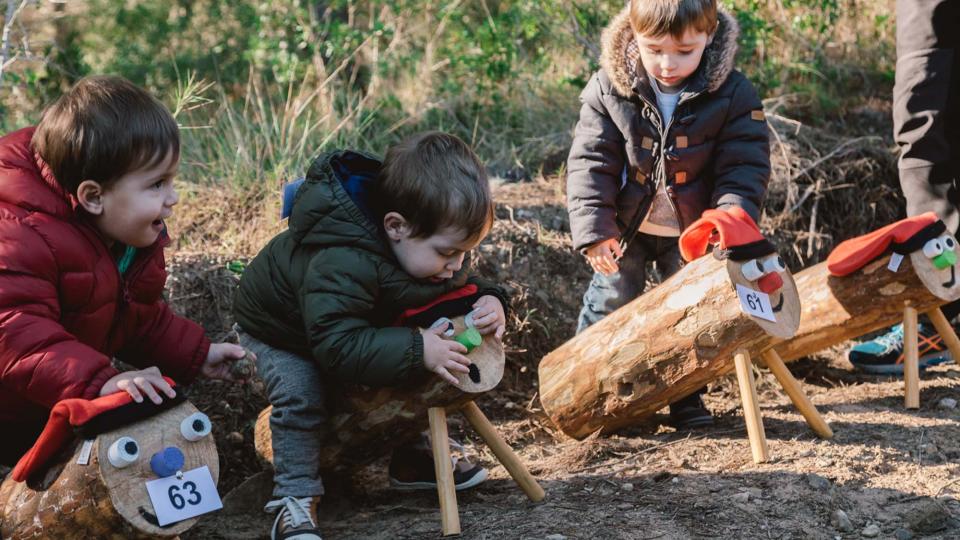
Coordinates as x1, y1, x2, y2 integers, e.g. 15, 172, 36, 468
679, 207, 776, 262
12, 379, 182, 482
826, 212, 944, 277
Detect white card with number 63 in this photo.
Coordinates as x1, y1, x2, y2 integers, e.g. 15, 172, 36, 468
145, 465, 223, 526
735, 284, 776, 322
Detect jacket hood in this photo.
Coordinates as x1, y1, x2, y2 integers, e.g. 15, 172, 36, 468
288, 150, 389, 255
0, 127, 77, 218
599, 6, 740, 97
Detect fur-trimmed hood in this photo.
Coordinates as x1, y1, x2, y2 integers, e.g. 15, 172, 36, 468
599, 6, 740, 97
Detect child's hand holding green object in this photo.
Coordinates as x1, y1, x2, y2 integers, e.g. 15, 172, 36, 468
421, 324, 472, 385
469, 295, 506, 339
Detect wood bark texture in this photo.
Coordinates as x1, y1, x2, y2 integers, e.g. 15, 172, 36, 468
254, 315, 505, 472
538, 253, 801, 439
0, 402, 218, 539
772, 251, 960, 362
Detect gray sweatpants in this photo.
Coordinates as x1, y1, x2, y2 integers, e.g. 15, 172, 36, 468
236, 324, 327, 498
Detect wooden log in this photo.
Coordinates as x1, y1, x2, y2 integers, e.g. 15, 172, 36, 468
926, 307, 960, 365
0, 401, 219, 539
774, 251, 960, 363
538, 252, 801, 439
760, 349, 833, 439
460, 401, 545, 502
428, 407, 460, 536
733, 350, 769, 463
904, 304, 921, 409
254, 315, 505, 472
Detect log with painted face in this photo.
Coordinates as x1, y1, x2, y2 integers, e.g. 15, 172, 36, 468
0, 393, 219, 539
538, 207, 801, 439
254, 286, 505, 472
773, 212, 960, 363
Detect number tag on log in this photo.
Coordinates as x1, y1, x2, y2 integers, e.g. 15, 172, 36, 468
735, 284, 776, 322
888, 253, 904, 272
145, 465, 223, 526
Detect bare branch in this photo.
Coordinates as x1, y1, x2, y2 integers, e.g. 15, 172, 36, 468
0, 0, 30, 88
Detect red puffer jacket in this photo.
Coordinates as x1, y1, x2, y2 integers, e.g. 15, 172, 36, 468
0, 127, 210, 426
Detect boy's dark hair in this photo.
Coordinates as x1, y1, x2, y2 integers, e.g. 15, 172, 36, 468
629, 0, 718, 39
32, 75, 180, 194
377, 131, 493, 242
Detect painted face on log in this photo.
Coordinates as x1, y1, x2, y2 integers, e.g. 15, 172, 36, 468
738, 254, 788, 312
97, 402, 219, 536
428, 315, 505, 394
911, 233, 960, 301
726, 254, 801, 340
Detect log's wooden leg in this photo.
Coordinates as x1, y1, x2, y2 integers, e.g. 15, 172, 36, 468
460, 401, 545, 502
733, 350, 770, 463
926, 307, 960, 366
761, 349, 833, 439
428, 407, 461, 536
904, 305, 920, 409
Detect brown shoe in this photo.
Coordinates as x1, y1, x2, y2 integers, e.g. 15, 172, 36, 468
264, 496, 322, 540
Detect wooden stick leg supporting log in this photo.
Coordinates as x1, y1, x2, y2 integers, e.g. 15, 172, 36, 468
926, 307, 960, 366
460, 401, 545, 502
761, 349, 833, 439
733, 350, 770, 463
428, 407, 460, 536
903, 305, 920, 409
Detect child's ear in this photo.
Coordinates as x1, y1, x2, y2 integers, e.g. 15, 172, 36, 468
383, 211, 411, 241
76, 180, 105, 215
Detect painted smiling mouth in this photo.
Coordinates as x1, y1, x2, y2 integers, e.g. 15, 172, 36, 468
139, 506, 175, 528
943, 265, 956, 288
772, 293, 784, 313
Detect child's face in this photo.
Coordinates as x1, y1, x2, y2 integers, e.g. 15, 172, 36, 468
384, 213, 481, 282
85, 151, 180, 248
635, 28, 712, 92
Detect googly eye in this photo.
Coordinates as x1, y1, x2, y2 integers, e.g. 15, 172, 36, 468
940, 234, 957, 252
429, 317, 455, 337
107, 436, 139, 468
923, 238, 945, 258
180, 412, 212, 441
741, 259, 765, 281
762, 255, 786, 274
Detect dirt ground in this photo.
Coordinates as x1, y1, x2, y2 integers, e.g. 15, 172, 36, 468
164, 178, 960, 540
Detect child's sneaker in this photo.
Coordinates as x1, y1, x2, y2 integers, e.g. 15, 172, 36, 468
388, 434, 488, 491
848, 323, 952, 374
668, 393, 714, 429
264, 496, 322, 540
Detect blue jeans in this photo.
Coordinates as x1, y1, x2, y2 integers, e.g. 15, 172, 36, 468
577, 233, 682, 334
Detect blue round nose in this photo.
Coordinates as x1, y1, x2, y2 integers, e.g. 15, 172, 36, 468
150, 446, 185, 477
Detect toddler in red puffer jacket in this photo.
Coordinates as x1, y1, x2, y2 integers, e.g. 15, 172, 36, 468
0, 75, 246, 467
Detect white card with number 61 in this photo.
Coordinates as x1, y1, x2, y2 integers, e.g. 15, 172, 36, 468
735, 284, 776, 322
145, 465, 223, 526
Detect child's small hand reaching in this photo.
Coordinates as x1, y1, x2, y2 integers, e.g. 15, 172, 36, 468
203, 342, 256, 382
584, 238, 622, 275
100, 366, 176, 404
471, 295, 506, 339
421, 325, 471, 385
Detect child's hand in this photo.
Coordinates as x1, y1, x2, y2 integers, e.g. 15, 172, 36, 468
471, 295, 506, 340
585, 238, 623, 275
100, 366, 176, 404
202, 342, 255, 381
421, 325, 471, 385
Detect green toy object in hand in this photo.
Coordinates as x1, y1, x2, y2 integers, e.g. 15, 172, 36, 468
455, 327, 483, 352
